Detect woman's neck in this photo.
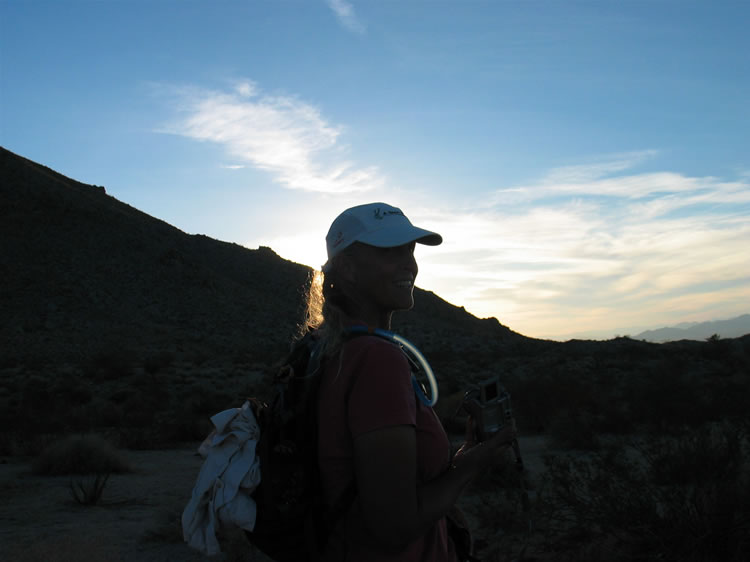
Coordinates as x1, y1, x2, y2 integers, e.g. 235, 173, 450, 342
345, 308, 392, 331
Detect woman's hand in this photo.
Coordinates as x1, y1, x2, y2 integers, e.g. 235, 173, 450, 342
452, 416, 517, 474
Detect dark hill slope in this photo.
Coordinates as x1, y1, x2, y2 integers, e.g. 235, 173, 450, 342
2, 147, 749, 440
0, 146, 523, 369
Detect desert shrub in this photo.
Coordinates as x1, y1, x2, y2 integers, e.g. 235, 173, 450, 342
130, 371, 170, 403
505, 372, 560, 432
64, 404, 93, 432
50, 372, 92, 406
66, 383, 93, 406
118, 379, 168, 429
537, 422, 750, 561
63, 397, 122, 431
624, 366, 707, 431
88, 398, 123, 427
20, 375, 53, 411
15, 375, 57, 435
142, 504, 185, 544
506, 367, 601, 435
32, 434, 131, 475
184, 383, 236, 416
143, 350, 175, 374
636, 422, 747, 487
706, 379, 750, 422
69, 472, 110, 505
121, 403, 156, 428
0, 428, 18, 456
465, 450, 536, 561
161, 408, 212, 443
116, 426, 156, 450
547, 410, 600, 451
85, 347, 135, 380
189, 349, 210, 366
108, 387, 135, 404
702, 334, 729, 360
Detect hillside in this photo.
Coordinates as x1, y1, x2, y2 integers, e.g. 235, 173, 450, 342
4, 146, 749, 391
0, 146, 523, 370
2, 147, 749, 561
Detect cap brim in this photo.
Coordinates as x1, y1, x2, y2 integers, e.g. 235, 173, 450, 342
358, 224, 442, 248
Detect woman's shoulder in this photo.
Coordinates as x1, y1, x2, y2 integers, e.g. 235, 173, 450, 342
345, 332, 401, 353
339, 333, 408, 372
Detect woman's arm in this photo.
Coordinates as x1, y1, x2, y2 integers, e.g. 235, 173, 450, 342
353, 423, 515, 552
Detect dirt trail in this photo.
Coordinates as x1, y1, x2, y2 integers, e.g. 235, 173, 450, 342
0, 436, 553, 561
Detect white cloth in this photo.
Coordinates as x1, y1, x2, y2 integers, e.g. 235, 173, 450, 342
182, 400, 262, 555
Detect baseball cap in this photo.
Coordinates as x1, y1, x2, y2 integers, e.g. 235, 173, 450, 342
323, 202, 442, 271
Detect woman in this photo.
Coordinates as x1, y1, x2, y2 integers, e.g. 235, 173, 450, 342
306, 202, 516, 561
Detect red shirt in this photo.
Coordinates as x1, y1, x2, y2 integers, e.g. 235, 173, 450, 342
317, 334, 458, 561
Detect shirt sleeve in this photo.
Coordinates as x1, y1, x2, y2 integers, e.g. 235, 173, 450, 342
346, 338, 417, 438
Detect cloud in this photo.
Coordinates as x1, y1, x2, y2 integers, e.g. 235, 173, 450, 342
540, 150, 658, 184
326, 0, 366, 34
160, 80, 382, 193
234, 150, 748, 340
156, 78, 748, 340
413, 156, 750, 339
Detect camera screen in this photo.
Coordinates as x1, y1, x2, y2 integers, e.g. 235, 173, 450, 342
483, 381, 498, 401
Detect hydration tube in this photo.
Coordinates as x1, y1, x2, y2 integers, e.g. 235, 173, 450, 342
347, 326, 439, 407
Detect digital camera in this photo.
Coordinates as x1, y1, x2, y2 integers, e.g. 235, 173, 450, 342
462, 376, 515, 442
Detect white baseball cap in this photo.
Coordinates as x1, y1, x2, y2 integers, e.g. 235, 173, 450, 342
323, 202, 442, 271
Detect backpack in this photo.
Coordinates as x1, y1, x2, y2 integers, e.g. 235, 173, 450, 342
244, 330, 355, 562
245, 327, 438, 561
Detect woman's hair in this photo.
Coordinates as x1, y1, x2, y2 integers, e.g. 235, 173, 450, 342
301, 249, 356, 358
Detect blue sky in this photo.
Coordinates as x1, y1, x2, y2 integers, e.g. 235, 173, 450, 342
2, 0, 748, 340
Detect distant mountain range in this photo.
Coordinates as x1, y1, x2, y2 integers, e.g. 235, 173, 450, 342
634, 314, 750, 343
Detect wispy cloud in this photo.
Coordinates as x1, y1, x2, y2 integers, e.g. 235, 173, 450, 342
157, 77, 749, 339
159, 80, 382, 193
326, 0, 366, 34
540, 150, 658, 184
236, 151, 749, 340
414, 156, 750, 339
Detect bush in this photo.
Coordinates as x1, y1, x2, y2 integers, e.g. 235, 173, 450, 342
537, 422, 750, 561
32, 434, 131, 475
464, 448, 536, 561
70, 472, 110, 505
143, 350, 175, 375
86, 348, 135, 381
547, 410, 600, 451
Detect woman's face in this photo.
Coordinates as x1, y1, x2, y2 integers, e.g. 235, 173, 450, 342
345, 242, 418, 328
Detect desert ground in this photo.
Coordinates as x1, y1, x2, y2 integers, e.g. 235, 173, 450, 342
0, 436, 551, 562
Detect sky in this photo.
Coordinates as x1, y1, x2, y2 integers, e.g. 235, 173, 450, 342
1, 0, 749, 341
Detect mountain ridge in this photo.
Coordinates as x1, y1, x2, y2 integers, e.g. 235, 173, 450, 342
3, 143, 747, 382
0, 146, 524, 370
634, 313, 750, 343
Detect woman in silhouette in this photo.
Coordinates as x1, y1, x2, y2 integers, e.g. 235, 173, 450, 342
306, 202, 516, 561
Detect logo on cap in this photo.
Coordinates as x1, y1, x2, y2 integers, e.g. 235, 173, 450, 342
373, 208, 405, 220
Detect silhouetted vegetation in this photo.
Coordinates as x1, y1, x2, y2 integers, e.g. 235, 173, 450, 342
31, 434, 131, 476
70, 472, 110, 506
2, 147, 749, 560
537, 421, 750, 561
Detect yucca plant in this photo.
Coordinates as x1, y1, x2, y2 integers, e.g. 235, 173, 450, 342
69, 472, 110, 505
